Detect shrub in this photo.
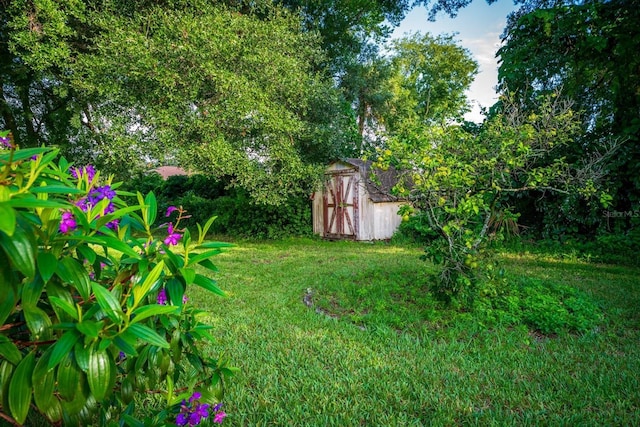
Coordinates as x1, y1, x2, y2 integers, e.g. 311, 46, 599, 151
473, 277, 603, 335
0, 132, 234, 426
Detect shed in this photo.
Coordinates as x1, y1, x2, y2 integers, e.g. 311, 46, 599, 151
312, 158, 407, 241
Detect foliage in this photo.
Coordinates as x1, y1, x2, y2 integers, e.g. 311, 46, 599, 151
380, 92, 615, 302
498, 0, 640, 234
473, 277, 602, 335
384, 32, 478, 131
0, 134, 235, 426
124, 173, 313, 239
0, 1, 352, 203
391, 211, 439, 245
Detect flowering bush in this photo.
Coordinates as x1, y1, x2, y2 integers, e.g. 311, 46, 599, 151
0, 131, 235, 426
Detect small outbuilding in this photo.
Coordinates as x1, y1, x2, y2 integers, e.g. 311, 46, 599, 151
312, 158, 408, 241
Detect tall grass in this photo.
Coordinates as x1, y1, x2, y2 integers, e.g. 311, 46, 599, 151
192, 238, 640, 426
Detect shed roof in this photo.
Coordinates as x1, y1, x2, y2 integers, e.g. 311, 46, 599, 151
154, 166, 189, 180
341, 158, 405, 203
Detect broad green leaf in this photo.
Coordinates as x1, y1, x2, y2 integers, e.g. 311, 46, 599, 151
76, 320, 104, 339
199, 215, 218, 242
48, 329, 81, 370
24, 305, 53, 341
57, 352, 83, 402
22, 274, 45, 307
0, 360, 14, 410
31, 185, 84, 194
198, 258, 219, 272
130, 304, 179, 325
47, 282, 77, 322
32, 348, 56, 413
7, 198, 68, 209
145, 192, 157, 226
95, 205, 142, 229
0, 203, 16, 236
88, 348, 115, 401
57, 256, 91, 301
113, 335, 137, 356
0, 147, 51, 162
132, 261, 164, 309
166, 278, 185, 307
92, 282, 123, 323
196, 241, 233, 250
74, 343, 91, 372
125, 324, 169, 348
187, 249, 222, 267
67, 235, 141, 259
179, 267, 196, 284
0, 264, 16, 325
8, 351, 35, 425
0, 336, 22, 365
193, 274, 225, 297
0, 222, 36, 278
98, 236, 142, 259
49, 296, 79, 321
37, 251, 58, 282
76, 244, 97, 265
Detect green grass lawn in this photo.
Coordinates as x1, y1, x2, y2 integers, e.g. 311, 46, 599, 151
192, 238, 640, 426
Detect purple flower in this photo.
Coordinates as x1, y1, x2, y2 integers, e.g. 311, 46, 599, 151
164, 223, 182, 246
90, 185, 116, 201
157, 288, 167, 305
188, 412, 202, 426
212, 403, 223, 412
119, 351, 126, 360
0, 135, 12, 148
176, 413, 188, 426
183, 294, 189, 304
76, 197, 90, 212
195, 404, 209, 418
106, 219, 119, 230
70, 165, 96, 181
176, 392, 216, 426
166, 206, 179, 217
59, 211, 77, 233
213, 412, 226, 424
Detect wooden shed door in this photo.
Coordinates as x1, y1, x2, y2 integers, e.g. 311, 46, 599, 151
323, 171, 359, 239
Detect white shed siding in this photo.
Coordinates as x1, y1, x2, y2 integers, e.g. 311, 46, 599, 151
313, 160, 407, 241
372, 202, 403, 240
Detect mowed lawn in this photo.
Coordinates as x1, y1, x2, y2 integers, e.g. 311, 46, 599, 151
192, 238, 640, 426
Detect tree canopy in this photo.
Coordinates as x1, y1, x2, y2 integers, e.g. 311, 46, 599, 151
497, 0, 639, 234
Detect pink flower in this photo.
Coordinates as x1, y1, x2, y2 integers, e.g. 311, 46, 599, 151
213, 412, 226, 424
166, 206, 179, 217
164, 222, 182, 246
157, 288, 167, 305
59, 211, 77, 233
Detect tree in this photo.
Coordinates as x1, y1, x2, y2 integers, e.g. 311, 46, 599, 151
383, 32, 478, 135
1, 1, 354, 203
380, 93, 617, 301
497, 0, 640, 234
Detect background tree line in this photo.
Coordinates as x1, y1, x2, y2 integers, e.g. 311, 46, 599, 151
1, 0, 637, 241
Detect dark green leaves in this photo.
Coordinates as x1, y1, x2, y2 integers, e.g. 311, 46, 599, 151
48, 330, 81, 370
88, 348, 115, 401
0, 222, 36, 278
57, 256, 91, 301
8, 351, 36, 425
92, 282, 124, 323
0, 203, 16, 236
126, 324, 170, 348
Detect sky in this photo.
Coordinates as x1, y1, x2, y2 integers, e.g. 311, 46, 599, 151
390, 1, 518, 122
